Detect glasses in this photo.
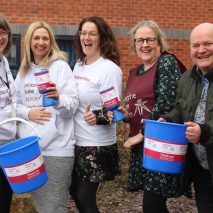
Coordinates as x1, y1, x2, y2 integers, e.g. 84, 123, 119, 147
79, 31, 98, 38
0, 31, 8, 38
135, 37, 157, 46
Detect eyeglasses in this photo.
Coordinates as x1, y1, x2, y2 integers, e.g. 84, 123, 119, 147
135, 37, 157, 46
0, 31, 8, 38
79, 31, 98, 38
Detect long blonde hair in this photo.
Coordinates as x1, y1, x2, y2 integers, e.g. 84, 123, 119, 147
19, 21, 67, 76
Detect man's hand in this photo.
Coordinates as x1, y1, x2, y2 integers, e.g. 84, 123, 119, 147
185, 121, 201, 144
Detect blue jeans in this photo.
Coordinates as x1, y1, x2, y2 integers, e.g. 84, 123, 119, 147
193, 160, 213, 213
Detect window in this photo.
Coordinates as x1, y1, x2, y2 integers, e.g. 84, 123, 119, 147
7, 34, 21, 78
55, 35, 76, 70
6, 35, 76, 78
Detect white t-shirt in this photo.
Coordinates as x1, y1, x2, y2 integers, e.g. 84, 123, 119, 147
74, 57, 122, 146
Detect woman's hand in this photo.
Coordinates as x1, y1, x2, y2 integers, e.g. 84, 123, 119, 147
107, 105, 129, 124
29, 108, 52, 124
124, 133, 144, 148
84, 104, 96, 125
44, 82, 59, 100
107, 110, 113, 124
118, 105, 129, 120
158, 118, 166, 122
185, 121, 201, 144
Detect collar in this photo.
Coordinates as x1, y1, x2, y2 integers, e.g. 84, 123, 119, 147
190, 65, 213, 81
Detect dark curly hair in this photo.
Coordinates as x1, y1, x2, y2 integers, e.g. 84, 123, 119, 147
75, 16, 120, 66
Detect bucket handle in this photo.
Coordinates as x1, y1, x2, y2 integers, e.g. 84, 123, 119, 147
0, 117, 40, 137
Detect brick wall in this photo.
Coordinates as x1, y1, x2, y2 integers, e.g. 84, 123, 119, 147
1, 0, 213, 80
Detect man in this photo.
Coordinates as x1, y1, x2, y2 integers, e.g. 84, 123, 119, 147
160, 23, 213, 213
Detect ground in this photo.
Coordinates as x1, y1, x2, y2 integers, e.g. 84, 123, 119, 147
10, 160, 198, 213
67, 162, 198, 213
10, 123, 198, 213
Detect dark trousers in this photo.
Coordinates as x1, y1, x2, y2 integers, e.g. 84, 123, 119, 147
69, 171, 100, 213
0, 168, 13, 213
143, 190, 168, 213
192, 159, 213, 213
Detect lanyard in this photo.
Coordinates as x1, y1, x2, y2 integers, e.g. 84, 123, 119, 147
0, 58, 9, 88
0, 73, 9, 88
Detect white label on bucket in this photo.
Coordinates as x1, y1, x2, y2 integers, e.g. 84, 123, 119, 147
4, 154, 45, 183
144, 137, 188, 162
100, 87, 120, 109
34, 69, 50, 92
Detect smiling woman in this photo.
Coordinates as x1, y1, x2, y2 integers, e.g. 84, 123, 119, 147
15, 21, 79, 213
0, 28, 9, 55
79, 21, 100, 65
69, 16, 122, 213
0, 14, 16, 213
133, 25, 162, 71
120, 20, 188, 213
30, 28, 50, 64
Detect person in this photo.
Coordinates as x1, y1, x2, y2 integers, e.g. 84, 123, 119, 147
69, 16, 122, 213
0, 14, 16, 213
159, 22, 213, 213
120, 20, 187, 213
15, 21, 79, 213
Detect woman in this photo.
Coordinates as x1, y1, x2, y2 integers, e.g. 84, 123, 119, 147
15, 21, 79, 213
69, 16, 122, 213
122, 20, 186, 213
0, 14, 16, 213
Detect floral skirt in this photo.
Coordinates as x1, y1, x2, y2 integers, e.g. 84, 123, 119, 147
127, 144, 186, 198
73, 144, 120, 183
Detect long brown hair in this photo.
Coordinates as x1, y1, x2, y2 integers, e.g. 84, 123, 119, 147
75, 16, 120, 66
0, 14, 12, 55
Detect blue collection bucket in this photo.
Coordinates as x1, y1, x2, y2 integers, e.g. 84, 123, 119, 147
42, 95, 57, 107
143, 119, 188, 174
0, 118, 48, 194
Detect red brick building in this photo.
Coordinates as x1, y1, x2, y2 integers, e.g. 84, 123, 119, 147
1, 0, 213, 81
